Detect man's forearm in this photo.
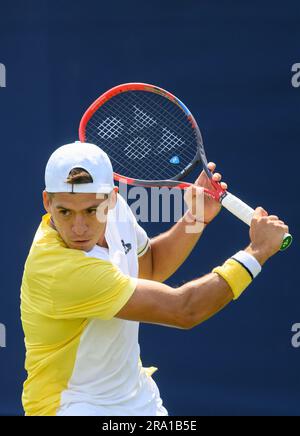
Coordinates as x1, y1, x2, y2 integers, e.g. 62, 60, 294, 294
179, 243, 267, 328
117, 268, 234, 329
178, 272, 233, 328
118, 245, 264, 329
150, 211, 207, 282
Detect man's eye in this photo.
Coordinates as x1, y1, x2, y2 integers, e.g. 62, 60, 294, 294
59, 210, 70, 216
87, 209, 97, 215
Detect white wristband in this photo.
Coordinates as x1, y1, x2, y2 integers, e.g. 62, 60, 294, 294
231, 250, 262, 279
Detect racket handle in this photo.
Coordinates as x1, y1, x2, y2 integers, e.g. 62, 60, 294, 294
221, 192, 292, 251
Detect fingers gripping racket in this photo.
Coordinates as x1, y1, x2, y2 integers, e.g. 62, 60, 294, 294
79, 83, 292, 251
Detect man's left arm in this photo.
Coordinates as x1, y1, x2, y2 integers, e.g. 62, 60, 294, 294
138, 163, 227, 282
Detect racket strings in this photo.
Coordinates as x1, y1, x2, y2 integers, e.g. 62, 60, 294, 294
124, 137, 152, 160
85, 91, 198, 180
97, 116, 124, 140
129, 105, 157, 133
87, 94, 195, 177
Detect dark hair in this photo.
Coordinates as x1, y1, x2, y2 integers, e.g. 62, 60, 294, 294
66, 167, 93, 184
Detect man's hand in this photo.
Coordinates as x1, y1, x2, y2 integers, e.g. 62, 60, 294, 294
184, 162, 228, 224
245, 207, 289, 265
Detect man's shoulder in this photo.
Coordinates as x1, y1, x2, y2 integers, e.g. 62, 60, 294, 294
23, 241, 114, 300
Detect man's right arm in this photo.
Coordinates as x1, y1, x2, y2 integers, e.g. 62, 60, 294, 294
116, 272, 233, 329
116, 207, 289, 329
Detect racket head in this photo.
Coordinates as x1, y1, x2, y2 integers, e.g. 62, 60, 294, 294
79, 83, 212, 188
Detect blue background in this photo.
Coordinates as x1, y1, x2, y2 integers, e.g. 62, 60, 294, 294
0, 0, 299, 416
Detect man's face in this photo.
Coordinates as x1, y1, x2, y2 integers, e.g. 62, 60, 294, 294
43, 191, 115, 252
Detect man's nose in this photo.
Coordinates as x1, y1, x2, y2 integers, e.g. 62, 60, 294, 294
72, 215, 88, 236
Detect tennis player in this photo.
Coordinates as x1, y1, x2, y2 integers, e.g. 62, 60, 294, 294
21, 141, 288, 416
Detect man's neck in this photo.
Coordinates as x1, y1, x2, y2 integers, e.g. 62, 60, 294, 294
97, 234, 109, 249
50, 217, 56, 230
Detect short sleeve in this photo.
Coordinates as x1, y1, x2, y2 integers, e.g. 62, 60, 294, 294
49, 255, 137, 320
135, 222, 150, 257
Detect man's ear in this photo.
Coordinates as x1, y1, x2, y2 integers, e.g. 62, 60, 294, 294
108, 188, 118, 210
42, 191, 51, 213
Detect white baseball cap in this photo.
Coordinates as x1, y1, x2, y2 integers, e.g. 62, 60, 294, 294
45, 141, 114, 194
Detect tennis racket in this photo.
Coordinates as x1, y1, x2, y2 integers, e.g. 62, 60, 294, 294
79, 82, 292, 251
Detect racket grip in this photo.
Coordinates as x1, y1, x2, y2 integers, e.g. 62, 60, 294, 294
221, 192, 292, 251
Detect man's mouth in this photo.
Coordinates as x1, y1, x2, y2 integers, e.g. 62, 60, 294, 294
73, 240, 91, 243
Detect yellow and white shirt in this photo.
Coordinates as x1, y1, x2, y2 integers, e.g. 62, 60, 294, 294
21, 195, 167, 416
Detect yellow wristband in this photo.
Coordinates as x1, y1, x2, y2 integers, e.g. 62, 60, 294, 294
212, 258, 253, 300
